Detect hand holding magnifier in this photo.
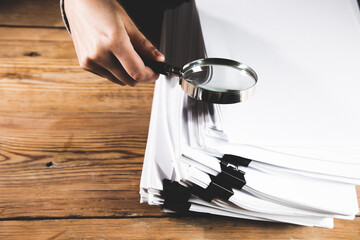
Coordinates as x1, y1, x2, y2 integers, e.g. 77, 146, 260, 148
144, 58, 258, 104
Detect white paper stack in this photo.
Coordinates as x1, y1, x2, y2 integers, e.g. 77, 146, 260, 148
140, 0, 360, 228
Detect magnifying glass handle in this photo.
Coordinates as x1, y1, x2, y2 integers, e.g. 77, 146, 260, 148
142, 58, 181, 77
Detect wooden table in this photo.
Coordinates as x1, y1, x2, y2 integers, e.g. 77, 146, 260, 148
0, 1, 359, 239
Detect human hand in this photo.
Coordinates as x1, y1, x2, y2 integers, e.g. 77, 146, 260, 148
64, 0, 165, 86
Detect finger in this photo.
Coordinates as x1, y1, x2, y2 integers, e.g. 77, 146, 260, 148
83, 60, 126, 86
111, 34, 159, 83
106, 54, 158, 84
99, 53, 140, 86
129, 30, 165, 62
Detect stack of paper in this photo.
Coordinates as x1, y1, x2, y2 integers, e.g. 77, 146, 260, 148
140, 0, 360, 228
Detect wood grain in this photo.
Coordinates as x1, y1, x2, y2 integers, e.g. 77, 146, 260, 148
0, 217, 359, 240
0, 27, 77, 67
0, 24, 161, 218
0, 71, 158, 218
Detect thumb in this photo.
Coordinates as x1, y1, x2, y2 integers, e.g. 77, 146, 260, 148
129, 30, 165, 62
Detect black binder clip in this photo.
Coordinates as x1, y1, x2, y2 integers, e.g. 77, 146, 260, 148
162, 200, 191, 213
161, 179, 191, 202
190, 166, 246, 202
220, 154, 252, 168
161, 179, 192, 213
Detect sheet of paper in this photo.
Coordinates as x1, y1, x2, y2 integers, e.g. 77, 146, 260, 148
196, 0, 360, 154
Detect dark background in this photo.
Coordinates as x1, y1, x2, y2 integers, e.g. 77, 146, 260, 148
121, 0, 188, 48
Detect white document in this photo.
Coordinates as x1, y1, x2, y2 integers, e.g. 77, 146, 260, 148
140, 0, 360, 228
196, 0, 360, 154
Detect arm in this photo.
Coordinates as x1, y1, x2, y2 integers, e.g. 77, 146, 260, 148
61, 0, 165, 86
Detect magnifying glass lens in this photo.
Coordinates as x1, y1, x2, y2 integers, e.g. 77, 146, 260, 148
143, 57, 258, 103
183, 64, 256, 92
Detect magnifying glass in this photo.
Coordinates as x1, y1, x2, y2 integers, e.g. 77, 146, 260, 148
144, 58, 258, 104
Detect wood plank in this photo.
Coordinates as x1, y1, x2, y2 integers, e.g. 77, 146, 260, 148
0, 217, 359, 239
0, 27, 70, 41
0, 63, 160, 218
0, 0, 63, 27
0, 27, 77, 67
0, 24, 160, 218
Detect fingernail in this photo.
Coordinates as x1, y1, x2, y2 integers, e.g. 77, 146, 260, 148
154, 49, 165, 61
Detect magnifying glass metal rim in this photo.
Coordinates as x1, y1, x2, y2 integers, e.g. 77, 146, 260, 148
143, 57, 258, 104
180, 58, 258, 104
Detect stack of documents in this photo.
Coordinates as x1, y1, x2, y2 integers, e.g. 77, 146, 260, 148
140, 0, 360, 228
